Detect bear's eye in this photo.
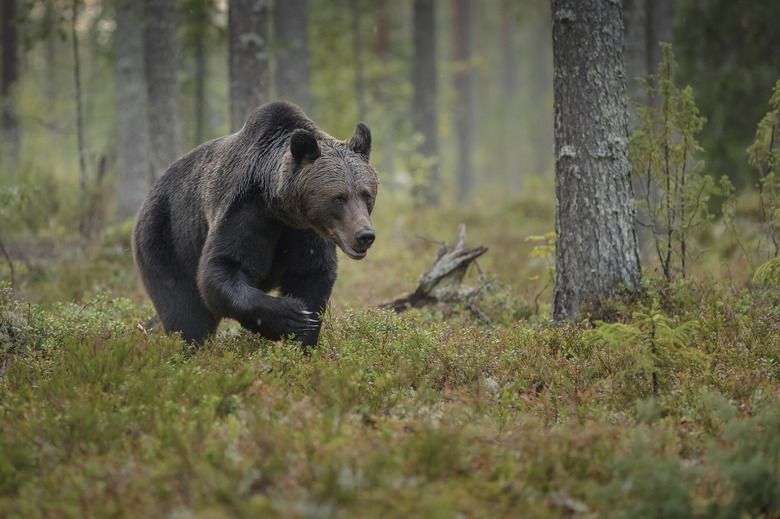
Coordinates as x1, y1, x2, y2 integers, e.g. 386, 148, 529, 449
333, 195, 348, 205
363, 193, 373, 207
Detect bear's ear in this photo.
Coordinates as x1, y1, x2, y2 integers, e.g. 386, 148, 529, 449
349, 122, 372, 161
290, 129, 321, 164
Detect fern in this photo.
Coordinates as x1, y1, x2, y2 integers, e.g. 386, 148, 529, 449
753, 256, 780, 286
585, 310, 707, 397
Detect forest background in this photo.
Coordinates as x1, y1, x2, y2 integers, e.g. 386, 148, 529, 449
1, 0, 778, 304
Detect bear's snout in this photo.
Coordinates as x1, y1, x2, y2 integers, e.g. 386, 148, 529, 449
355, 229, 375, 250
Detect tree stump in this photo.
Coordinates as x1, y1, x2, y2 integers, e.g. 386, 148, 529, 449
382, 224, 489, 314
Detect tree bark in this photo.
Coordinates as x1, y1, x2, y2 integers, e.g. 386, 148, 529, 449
144, 0, 182, 181
114, 0, 150, 220
451, 0, 475, 204
413, 0, 439, 205
1, 0, 20, 169
551, 0, 642, 322
229, 0, 270, 132
273, 0, 311, 114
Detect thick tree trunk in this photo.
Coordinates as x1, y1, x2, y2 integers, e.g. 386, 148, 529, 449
114, 0, 150, 220
273, 0, 311, 114
413, 0, 439, 205
451, 0, 475, 204
551, 0, 642, 322
229, 0, 270, 132
144, 0, 182, 181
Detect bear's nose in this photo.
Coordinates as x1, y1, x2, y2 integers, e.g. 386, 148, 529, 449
355, 229, 375, 249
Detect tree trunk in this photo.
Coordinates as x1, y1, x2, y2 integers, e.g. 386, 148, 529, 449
645, 0, 674, 76
551, 0, 642, 322
71, 0, 88, 248
374, 0, 394, 177
273, 0, 311, 114
181, 0, 213, 146
1, 0, 20, 170
144, 0, 182, 181
193, 32, 207, 145
413, 0, 439, 205
623, 0, 648, 124
114, 0, 150, 220
229, 0, 270, 132
349, 0, 367, 122
451, 0, 475, 204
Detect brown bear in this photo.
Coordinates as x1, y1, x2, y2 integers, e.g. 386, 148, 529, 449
132, 101, 378, 347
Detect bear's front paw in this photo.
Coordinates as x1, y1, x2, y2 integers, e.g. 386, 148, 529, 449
253, 298, 321, 344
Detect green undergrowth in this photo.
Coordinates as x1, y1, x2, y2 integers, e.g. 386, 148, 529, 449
2, 278, 779, 518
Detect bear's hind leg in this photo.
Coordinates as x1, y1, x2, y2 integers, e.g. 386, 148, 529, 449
148, 275, 219, 346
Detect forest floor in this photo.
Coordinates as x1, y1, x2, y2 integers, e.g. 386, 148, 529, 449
1, 190, 779, 518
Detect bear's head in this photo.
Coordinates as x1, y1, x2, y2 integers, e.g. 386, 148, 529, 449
286, 123, 379, 260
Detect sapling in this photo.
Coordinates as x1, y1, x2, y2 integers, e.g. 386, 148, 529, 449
630, 43, 712, 280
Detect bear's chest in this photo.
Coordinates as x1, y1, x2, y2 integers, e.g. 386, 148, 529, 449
256, 241, 297, 291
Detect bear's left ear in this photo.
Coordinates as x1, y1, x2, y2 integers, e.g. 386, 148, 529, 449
349, 122, 372, 161
290, 129, 321, 164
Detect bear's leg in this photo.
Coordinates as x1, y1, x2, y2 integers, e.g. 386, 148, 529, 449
278, 268, 336, 348
158, 282, 220, 345
143, 269, 219, 345
198, 267, 321, 343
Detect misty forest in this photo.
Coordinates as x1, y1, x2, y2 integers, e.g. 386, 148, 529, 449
2, 0, 780, 517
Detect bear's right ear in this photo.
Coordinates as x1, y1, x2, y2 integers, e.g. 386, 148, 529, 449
349, 122, 372, 161
290, 129, 321, 164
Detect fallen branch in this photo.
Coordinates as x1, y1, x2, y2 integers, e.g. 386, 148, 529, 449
381, 224, 489, 315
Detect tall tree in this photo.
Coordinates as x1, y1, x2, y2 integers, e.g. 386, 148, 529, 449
451, 0, 475, 203
229, 0, 270, 132
273, 0, 311, 114
1, 0, 20, 169
144, 0, 182, 180
71, 0, 87, 246
374, 0, 394, 176
114, 0, 150, 220
646, 0, 674, 77
622, 0, 647, 124
677, 0, 780, 190
349, 0, 366, 122
412, 0, 439, 205
623, 0, 674, 117
551, 0, 642, 322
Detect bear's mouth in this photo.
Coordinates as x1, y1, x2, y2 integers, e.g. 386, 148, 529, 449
331, 234, 369, 260
340, 242, 368, 260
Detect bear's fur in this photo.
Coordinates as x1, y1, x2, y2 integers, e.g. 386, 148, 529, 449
132, 102, 378, 346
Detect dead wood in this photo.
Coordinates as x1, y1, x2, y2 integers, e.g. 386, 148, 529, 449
381, 224, 489, 315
